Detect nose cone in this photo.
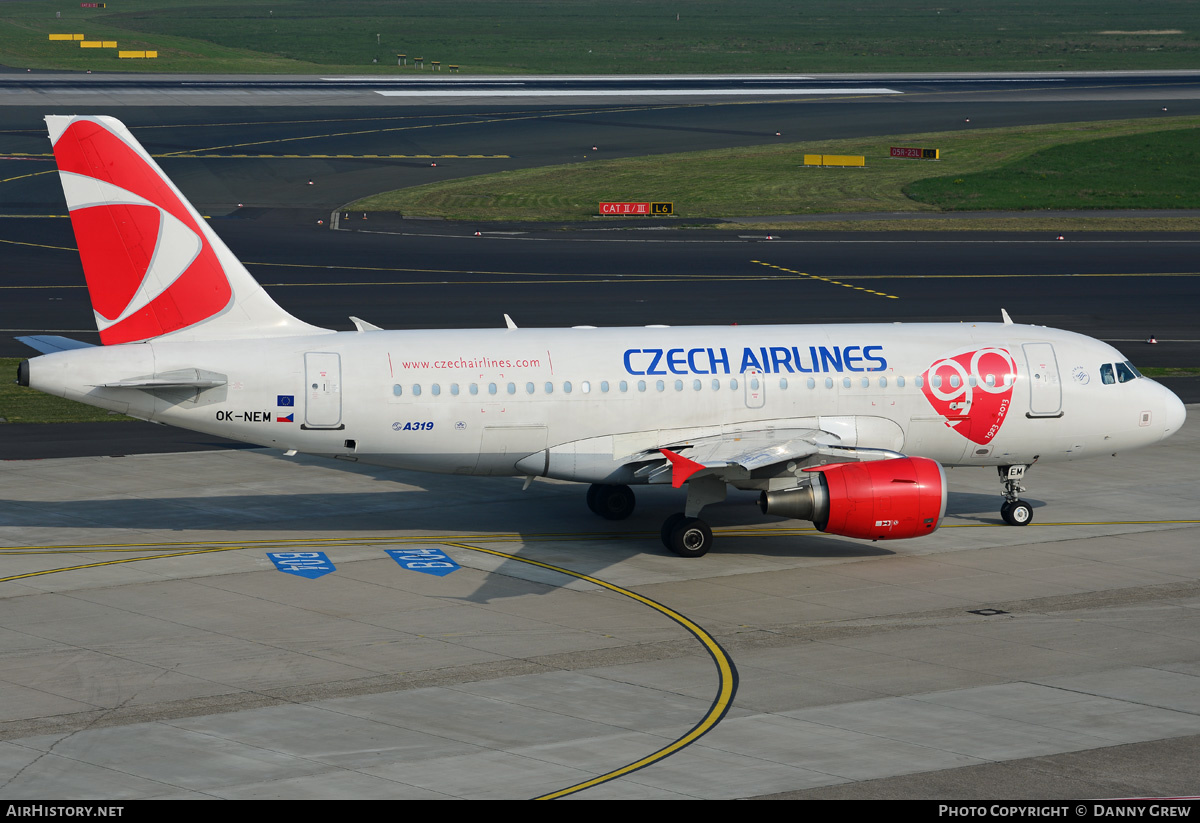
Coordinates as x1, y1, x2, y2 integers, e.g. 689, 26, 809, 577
1158, 383, 1187, 441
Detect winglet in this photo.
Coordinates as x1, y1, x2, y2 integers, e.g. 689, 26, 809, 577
504, 313, 518, 330
659, 448, 706, 488
1001, 308, 1013, 325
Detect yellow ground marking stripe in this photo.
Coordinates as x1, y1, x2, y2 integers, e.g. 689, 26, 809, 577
0, 168, 56, 184
0, 237, 76, 252
438, 541, 736, 800
752, 259, 900, 298
0, 547, 244, 583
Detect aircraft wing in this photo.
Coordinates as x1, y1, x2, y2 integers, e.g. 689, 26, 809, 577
643, 427, 850, 487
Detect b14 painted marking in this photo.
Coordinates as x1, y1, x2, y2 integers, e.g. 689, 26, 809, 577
268, 551, 336, 579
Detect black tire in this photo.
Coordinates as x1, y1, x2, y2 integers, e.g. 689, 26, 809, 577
660, 512, 687, 548
668, 517, 713, 558
586, 484, 601, 515
595, 484, 635, 520
1001, 500, 1033, 526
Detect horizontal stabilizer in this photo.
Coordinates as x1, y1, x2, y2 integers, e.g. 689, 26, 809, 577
94, 367, 227, 390
16, 335, 97, 354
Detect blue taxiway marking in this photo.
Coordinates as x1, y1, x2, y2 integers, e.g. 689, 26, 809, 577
268, 551, 335, 579
387, 548, 460, 576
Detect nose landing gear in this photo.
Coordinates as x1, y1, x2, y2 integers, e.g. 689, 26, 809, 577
999, 465, 1033, 526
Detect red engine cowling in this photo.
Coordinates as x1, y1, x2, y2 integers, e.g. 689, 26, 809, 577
808, 456, 947, 540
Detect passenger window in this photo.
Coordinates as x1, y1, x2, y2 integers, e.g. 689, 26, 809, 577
564, 381, 573, 393
861, 377, 869, 388
601, 381, 610, 393
896, 376, 905, 387
545, 382, 554, 394
843, 377, 851, 389
807, 378, 816, 389
413, 384, 422, 396
506, 382, 516, 394
674, 380, 683, 391
638, 380, 647, 392
779, 378, 788, 389
915, 376, 924, 388
392, 384, 403, 396
879, 377, 887, 388
450, 383, 460, 396
712, 379, 720, 391
487, 383, 497, 395
431, 383, 441, 396
469, 383, 479, 395
526, 382, 535, 394
619, 380, 628, 392
693, 379, 702, 391
731, 378, 739, 390
655, 380, 665, 392
1100, 363, 1115, 385
824, 377, 833, 389
949, 375, 960, 388
582, 381, 591, 393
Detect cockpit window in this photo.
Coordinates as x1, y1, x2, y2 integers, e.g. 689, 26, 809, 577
1115, 361, 1138, 383
1100, 363, 1115, 384
1123, 361, 1143, 379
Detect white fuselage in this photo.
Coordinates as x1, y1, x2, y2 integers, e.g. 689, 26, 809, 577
27, 321, 1185, 490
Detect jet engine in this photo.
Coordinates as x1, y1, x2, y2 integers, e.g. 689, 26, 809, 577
758, 456, 947, 540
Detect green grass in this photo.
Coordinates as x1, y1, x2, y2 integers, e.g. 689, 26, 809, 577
348, 116, 1200, 221
1140, 367, 1200, 378
0, 358, 132, 424
2, 0, 1200, 74
905, 129, 1200, 210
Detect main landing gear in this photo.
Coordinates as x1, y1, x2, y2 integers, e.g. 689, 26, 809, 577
999, 465, 1033, 526
586, 483, 636, 520
659, 513, 713, 558
586, 476, 726, 558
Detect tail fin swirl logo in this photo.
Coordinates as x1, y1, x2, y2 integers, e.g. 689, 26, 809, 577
51, 118, 232, 344
921, 347, 1017, 444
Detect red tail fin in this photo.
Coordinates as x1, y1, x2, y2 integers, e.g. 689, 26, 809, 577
47, 115, 324, 344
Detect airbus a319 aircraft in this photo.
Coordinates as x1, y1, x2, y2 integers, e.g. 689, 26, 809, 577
17, 116, 1188, 557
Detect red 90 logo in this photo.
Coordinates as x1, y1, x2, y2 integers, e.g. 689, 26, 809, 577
921, 348, 1017, 444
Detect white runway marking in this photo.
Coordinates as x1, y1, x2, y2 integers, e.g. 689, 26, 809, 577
374, 88, 902, 98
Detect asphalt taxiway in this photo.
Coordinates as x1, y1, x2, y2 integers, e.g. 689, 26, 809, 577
2, 73, 1199, 799
0, 410, 1196, 798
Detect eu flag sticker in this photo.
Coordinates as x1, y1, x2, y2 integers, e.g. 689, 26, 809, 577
269, 551, 335, 579
387, 548, 459, 577
277, 395, 295, 407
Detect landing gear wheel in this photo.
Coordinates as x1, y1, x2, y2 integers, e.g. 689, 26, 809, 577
668, 517, 713, 558
588, 484, 635, 520
660, 512, 687, 548
1001, 499, 1033, 526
